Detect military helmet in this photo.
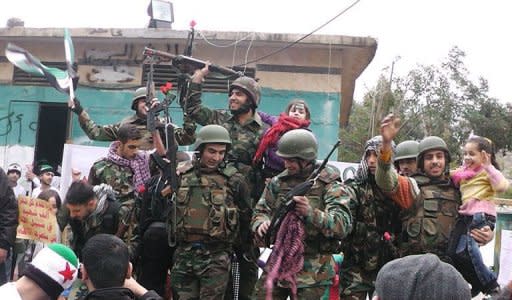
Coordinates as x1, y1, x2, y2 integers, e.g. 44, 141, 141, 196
394, 140, 420, 162
276, 129, 318, 161
229, 77, 261, 108
131, 87, 147, 110
193, 125, 232, 151
417, 136, 451, 169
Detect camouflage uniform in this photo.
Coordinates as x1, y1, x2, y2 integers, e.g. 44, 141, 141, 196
184, 81, 268, 299
251, 164, 352, 299
339, 179, 402, 299
88, 157, 138, 245
78, 111, 195, 150
339, 136, 402, 300
375, 159, 461, 261
170, 160, 250, 300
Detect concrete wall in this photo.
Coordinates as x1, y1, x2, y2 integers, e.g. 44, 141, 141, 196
0, 85, 340, 171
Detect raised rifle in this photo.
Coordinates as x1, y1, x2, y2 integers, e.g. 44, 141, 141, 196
145, 56, 158, 132
149, 82, 179, 247
265, 140, 341, 247
142, 47, 242, 78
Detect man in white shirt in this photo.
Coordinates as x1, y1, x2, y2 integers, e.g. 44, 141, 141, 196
31, 164, 59, 199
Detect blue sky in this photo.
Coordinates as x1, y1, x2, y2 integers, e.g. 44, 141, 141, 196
1, 0, 511, 104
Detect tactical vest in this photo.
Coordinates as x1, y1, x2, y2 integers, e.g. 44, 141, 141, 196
176, 165, 239, 243
400, 174, 461, 259
275, 167, 341, 255
343, 179, 401, 271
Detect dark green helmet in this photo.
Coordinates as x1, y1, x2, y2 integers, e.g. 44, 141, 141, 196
276, 129, 317, 161
193, 125, 231, 151
131, 87, 147, 110
229, 77, 261, 108
394, 140, 420, 162
417, 136, 451, 170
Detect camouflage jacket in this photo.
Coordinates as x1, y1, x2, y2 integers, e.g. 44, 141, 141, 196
375, 152, 461, 260
88, 158, 136, 206
340, 178, 402, 272
184, 82, 268, 199
175, 160, 251, 246
78, 111, 195, 150
252, 164, 352, 287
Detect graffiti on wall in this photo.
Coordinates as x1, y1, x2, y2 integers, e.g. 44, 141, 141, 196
0, 111, 37, 143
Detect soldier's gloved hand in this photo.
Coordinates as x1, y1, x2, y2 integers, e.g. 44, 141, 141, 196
70, 98, 84, 115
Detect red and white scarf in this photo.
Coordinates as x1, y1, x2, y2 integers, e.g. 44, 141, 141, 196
107, 141, 151, 189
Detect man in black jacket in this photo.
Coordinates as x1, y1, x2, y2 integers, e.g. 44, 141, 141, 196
0, 167, 18, 284
81, 234, 161, 300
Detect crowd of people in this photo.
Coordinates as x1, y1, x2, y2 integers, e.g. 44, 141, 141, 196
0, 63, 511, 300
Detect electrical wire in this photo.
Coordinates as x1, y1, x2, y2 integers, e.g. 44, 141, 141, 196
197, 30, 256, 48
234, 0, 361, 67
243, 32, 256, 74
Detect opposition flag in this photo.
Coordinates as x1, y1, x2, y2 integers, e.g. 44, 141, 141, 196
5, 30, 77, 95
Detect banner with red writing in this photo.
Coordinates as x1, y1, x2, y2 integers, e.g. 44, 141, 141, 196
17, 196, 57, 244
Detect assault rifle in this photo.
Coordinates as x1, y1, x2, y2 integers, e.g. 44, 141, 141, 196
142, 47, 242, 78
148, 87, 178, 248
145, 56, 158, 132
265, 140, 341, 247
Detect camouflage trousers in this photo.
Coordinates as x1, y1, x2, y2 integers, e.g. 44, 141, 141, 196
252, 273, 334, 300
340, 264, 377, 300
170, 244, 231, 300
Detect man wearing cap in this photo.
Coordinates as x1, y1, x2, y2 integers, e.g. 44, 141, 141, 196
0, 243, 79, 300
169, 125, 250, 299
69, 87, 195, 151
185, 66, 269, 299
373, 253, 471, 300
7, 163, 26, 198
31, 163, 60, 199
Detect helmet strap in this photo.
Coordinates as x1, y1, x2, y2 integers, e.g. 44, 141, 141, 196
230, 101, 253, 115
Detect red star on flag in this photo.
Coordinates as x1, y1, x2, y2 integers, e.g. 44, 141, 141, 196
58, 262, 76, 283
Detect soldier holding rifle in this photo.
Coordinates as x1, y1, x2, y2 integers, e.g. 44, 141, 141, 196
252, 129, 352, 299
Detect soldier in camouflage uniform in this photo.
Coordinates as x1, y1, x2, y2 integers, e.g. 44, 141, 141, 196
69, 87, 195, 150
252, 129, 352, 299
339, 135, 402, 300
170, 125, 251, 300
393, 140, 419, 176
374, 115, 495, 294
88, 124, 165, 246
375, 115, 494, 257
184, 66, 268, 299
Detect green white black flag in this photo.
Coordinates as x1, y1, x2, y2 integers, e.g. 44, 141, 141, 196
5, 29, 77, 94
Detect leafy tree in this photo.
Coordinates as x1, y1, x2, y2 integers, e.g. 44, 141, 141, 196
341, 46, 512, 164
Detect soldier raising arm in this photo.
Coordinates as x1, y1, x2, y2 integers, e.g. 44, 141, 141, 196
375, 114, 493, 258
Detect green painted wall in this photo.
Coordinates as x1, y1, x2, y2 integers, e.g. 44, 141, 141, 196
0, 85, 341, 158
